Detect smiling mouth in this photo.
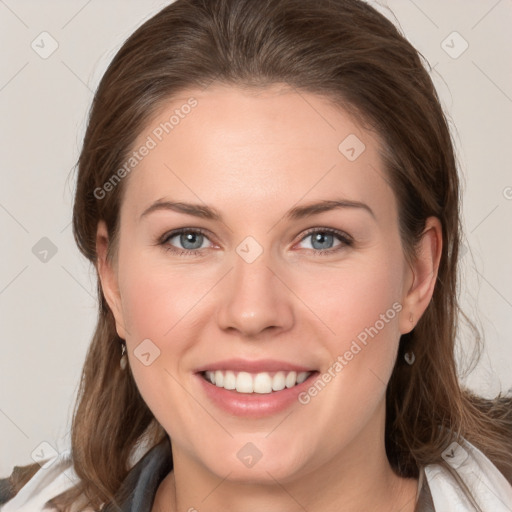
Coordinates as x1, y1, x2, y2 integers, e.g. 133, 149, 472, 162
200, 370, 315, 394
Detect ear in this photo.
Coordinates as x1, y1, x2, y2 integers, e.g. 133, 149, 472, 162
96, 220, 127, 339
399, 216, 443, 334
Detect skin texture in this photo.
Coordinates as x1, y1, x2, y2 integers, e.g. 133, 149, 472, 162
96, 84, 442, 512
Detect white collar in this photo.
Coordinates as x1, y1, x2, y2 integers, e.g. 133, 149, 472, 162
424, 437, 512, 511
3, 438, 512, 511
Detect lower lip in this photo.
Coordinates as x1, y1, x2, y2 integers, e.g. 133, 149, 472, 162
195, 372, 318, 418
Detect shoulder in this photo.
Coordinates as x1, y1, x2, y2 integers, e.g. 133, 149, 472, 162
1, 436, 172, 512
0, 449, 89, 512
0, 464, 40, 505
423, 437, 512, 511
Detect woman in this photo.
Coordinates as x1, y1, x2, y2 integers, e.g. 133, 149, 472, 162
1, 0, 511, 510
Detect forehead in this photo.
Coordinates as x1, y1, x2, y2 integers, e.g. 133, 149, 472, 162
121, 84, 394, 222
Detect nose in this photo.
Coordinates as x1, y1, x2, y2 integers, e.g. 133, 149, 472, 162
216, 251, 294, 338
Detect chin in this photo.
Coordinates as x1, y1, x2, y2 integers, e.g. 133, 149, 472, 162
194, 435, 314, 484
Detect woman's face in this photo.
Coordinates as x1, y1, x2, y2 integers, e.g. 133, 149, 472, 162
99, 84, 432, 484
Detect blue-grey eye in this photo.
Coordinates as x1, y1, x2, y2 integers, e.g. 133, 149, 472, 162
298, 231, 345, 251
169, 231, 208, 250
311, 232, 335, 250
182, 232, 204, 250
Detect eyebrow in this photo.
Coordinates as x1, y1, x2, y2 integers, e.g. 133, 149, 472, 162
140, 200, 223, 221
286, 199, 375, 220
139, 198, 375, 222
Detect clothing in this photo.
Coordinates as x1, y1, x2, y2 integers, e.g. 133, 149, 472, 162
1, 437, 511, 511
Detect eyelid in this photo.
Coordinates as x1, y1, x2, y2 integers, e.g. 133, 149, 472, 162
159, 226, 213, 244
157, 227, 217, 256
158, 226, 353, 255
294, 227, 353, 248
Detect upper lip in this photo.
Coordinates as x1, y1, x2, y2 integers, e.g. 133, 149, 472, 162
194, 358, 316, 374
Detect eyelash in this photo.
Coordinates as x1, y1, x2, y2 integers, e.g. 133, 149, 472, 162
157, 227, 353, 257
157, 228, 212, 257
296, 228, 353, 256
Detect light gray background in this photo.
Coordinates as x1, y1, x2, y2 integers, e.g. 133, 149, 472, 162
1, 0, 511, 476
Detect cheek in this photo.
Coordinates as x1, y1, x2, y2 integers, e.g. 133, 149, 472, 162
116, 256, 207, 437
293, 249, 405, 350
292, 248, 404, 407
117, 251, 212, 345
115, 252, 218, 416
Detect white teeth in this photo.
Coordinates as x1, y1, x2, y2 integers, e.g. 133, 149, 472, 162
223, 370, 236, 390
205, 369, 312, 394
296, 371, 309, 384
285, 371, 297, 388
236, 372, 253, 393
253, 373, 272, 394
272, 371, 286, 391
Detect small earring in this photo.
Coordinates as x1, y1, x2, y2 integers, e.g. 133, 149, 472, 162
404, 351, 415, 365
120, 342, 127, 371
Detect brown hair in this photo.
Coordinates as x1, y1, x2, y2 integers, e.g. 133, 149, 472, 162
8, 0, 512, 510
